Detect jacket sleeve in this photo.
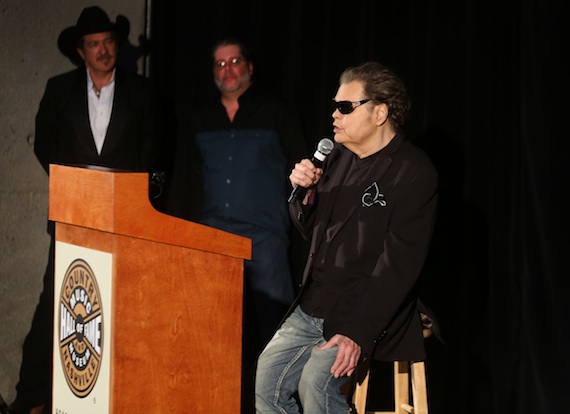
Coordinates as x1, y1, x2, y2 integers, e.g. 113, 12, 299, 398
288, 144, 342, 240
288, 195, 318, 241
34, 78, 60, 175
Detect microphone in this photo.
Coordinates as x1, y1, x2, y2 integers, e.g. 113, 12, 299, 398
288, 138, 334, 204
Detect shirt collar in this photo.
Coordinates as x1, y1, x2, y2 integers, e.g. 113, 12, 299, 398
86, 68, 116, 92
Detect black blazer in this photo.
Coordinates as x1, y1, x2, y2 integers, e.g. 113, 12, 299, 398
290, 134, 438, 361
34, 66, 158, 174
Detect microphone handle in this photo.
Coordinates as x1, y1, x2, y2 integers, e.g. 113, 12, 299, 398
287, 156, 324, 204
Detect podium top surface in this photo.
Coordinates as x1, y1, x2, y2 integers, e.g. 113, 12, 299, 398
48, 164, 251, 260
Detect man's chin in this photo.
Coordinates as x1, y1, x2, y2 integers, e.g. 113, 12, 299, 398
220, 84, 245, 94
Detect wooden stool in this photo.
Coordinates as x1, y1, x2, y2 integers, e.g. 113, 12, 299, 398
351, 359, 429, 414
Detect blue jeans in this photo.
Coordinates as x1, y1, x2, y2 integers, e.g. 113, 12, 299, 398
255, 306, 351, 413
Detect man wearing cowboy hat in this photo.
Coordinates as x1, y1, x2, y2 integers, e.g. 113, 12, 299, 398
34, 5, 159, 173
6, 6, 160, 414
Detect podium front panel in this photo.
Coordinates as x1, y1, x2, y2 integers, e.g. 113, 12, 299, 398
52, 223, 244, 413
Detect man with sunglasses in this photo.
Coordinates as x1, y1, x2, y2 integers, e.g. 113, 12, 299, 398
255, 62, 438, 413
167, 37, 307, 413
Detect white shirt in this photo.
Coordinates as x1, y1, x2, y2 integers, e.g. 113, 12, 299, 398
87, 69, 116, 155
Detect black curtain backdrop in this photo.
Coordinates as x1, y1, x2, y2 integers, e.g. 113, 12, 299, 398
148, 1, 570, 413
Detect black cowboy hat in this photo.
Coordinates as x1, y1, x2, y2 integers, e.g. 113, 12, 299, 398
57, 6, 130, 61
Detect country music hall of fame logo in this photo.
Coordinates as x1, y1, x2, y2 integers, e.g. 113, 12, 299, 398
58, 258, 104, 398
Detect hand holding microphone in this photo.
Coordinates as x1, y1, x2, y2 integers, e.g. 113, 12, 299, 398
288, 138, 334, 204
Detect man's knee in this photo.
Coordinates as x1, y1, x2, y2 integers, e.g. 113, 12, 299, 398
297, 348, 339, 399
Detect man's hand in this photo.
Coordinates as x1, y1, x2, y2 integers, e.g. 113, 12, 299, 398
317, 334, 361, 378
289, 158, 323, 189
289, 158, 324, 204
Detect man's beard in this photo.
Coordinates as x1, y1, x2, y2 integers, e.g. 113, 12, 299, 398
216, 72, 251, 93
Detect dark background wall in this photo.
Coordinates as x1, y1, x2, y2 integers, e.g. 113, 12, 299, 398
149, 1, 570, 413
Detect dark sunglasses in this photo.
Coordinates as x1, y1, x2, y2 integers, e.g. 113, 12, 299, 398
332, 99, 370, 115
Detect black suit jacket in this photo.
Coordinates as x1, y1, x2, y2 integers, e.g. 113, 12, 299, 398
34, 66, 159, 174
290, 134, 438, 361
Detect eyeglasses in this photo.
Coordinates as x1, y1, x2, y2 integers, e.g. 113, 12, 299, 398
332, 99, 371, 115
214, 56, 245, 70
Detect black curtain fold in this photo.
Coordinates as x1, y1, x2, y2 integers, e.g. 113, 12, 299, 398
149, 1, 570, 412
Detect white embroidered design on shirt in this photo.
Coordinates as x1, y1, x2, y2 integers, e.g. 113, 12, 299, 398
362, 182, 386, 207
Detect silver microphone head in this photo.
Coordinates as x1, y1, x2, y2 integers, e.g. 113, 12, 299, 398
317, 138, 334, 155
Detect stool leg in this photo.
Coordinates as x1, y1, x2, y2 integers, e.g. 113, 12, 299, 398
394, 361, 410, 414
410, 361, 428, 414
353, 367, 370, 414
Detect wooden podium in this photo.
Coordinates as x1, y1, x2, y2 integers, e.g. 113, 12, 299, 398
49, 164, 251, 414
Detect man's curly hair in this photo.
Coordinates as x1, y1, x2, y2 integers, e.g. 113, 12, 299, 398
339, 61, 411, 132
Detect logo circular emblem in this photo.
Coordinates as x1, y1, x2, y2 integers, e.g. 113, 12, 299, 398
58, 259, 104, 398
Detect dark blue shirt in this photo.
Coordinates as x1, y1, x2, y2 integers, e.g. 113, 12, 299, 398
193, 85, 306, 237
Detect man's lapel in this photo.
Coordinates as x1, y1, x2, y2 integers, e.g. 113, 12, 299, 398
101, 70, 128, 157
69, 73, 98, 156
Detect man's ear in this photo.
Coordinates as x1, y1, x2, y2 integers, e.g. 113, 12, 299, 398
76, 47, 85, 61
375, 103, 389, 126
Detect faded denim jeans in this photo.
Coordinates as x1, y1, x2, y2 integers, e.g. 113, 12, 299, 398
255, 306, 351, 413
